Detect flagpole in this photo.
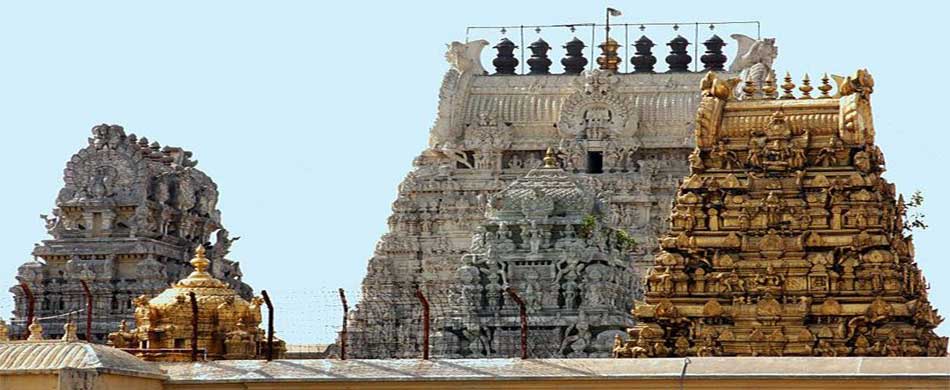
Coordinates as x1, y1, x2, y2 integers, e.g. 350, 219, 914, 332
605, 8, 610, 42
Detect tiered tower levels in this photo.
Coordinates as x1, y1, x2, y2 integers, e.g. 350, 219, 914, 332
618, 71, 947, 357
10, 125, 251, 342
346, 33, 779, 358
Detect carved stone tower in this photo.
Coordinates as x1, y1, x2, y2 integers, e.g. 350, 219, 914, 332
10, 125, 252, 342
345, 33, 778, 358
619, 71, 947, 358
451, 149, 638, 357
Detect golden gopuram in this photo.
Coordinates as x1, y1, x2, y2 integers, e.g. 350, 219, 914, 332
107, 246, 285, 361
617, 70, 948, 358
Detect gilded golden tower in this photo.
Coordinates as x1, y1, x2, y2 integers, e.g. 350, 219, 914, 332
108, 246, 284, 361
616, 70, 947, 358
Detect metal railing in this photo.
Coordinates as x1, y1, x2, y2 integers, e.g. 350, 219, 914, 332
466, 21, 760, 74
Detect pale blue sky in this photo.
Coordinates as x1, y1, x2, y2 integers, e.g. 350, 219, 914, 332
1, 1, 947, 344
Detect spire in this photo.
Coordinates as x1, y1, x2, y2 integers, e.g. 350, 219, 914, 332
543, 148, 558, 168
191, 245, 210, 275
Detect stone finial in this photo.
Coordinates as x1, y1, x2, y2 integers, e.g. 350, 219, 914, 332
543, 148, 558, 168
62, 321, 79, 342
561, 37, 588, 74
799, 74, 813, 99
0, 319, 9, 341
27, 318, 43, 341
492, 38, 519, 75
527, 38, 552, 75
597, 38, 621, 72
631, 36, 657, 73
780, 72, 796, 99
700, 35, 727, 71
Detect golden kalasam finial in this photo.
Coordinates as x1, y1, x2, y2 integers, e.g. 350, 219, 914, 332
780, 72, 796, 99
818, 73, 833, 98
742, 76, 757, 100
597, 37, 621, 71
762, 72, 777, 99
543, 148, 558, 168
799, 73, 813, 99
190, 245, 211, 275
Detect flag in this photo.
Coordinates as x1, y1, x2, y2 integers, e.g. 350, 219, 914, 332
607, 7, 622, 16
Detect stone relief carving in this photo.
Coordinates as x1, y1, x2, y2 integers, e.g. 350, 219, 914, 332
10, 124, 252, 342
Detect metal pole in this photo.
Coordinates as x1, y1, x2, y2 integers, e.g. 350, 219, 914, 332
261, 290, 275, 361
590, 25, 595, 71
79, 280, 93, 342
188, 292, 198, 362
519, 25, 525, 75
505, 287, 528, 359
624, 23, 629, 73
694, 23, 699, 72
680, 357, 692, 390
414, 288, 430, 360
338, 288, 349, 360
19, 282, 34, 340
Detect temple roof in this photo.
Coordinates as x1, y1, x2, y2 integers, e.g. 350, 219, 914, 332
158, 357, 949, 384
0, 341, 166, 379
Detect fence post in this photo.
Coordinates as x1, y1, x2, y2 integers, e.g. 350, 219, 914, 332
505, 287, 528, 359
338, 288, 349, 360
414, 288, 430, 360
261, 290, 274, 361
188, 292, 198, 362
18, 283, 34, 340
79, 280, 93, 342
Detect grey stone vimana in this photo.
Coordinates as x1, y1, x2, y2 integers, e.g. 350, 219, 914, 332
10, 125, 252, 342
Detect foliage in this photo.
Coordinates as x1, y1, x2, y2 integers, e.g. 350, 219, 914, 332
613, 228, 638, 253
904, 190, 928, 232
578, 214, 597, 239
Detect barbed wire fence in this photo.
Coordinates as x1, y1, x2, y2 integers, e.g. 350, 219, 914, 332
1, 281, 562, 359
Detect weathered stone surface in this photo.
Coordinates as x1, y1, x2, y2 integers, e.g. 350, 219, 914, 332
345, 39, 760, 358
9, 125, 251, 342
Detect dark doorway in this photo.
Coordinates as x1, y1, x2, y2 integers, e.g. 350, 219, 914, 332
586, 151, 603, 174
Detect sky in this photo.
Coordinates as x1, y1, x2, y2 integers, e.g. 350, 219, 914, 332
0, 1, 947, 344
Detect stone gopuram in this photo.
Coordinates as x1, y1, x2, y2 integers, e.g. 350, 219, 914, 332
10, 125, 251, 342
347, 33, 778, 358
619, 70, 948, 357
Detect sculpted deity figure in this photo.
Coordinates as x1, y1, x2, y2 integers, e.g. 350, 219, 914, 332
816, 136, 842, 167
711, 141, 739, 169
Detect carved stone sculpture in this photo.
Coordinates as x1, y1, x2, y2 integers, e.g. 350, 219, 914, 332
345, 39, 722, 358
9, 125, 252, 342
622, 71, 947, 358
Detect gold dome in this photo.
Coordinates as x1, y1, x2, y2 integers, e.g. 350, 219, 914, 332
111, 246, 281, 361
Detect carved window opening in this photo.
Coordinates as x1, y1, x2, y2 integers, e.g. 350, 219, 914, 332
587, 151, 603, 174
174, 338, 185, 348
458, 151, 476, 169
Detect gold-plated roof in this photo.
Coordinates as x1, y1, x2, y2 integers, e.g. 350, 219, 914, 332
147, 245, 236, 307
